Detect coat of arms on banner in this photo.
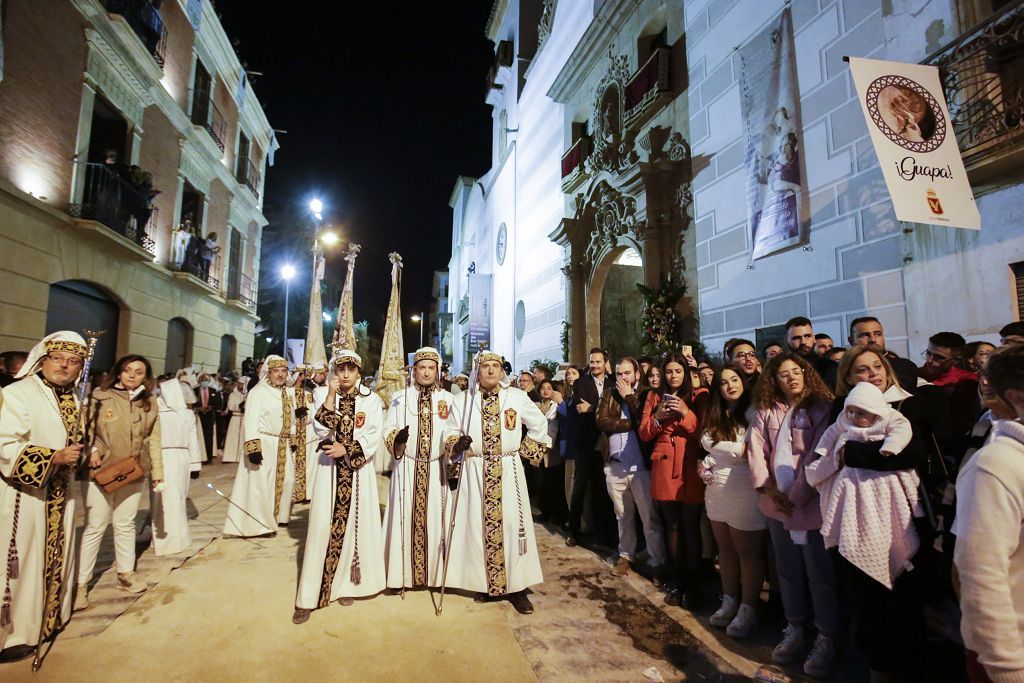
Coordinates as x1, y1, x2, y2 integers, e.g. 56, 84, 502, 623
503, 408, 517, 430
438, 400, 449, 420
355, 412, 365, 429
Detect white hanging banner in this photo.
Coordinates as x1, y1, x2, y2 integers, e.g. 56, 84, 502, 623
849, 56, 980, 229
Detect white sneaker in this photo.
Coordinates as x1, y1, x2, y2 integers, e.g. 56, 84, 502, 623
803, 633, 838, 678
772, 623, 804, 664
709, 594, 739, 627
726, 603, 757, 638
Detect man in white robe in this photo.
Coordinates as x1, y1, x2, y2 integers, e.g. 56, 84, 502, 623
0, 332, 87, 661
442, 351, 550, 615
220, 379, 245, 464
381, 347, 456, 590
222, 356, 295, 538
294, 350, 384, 624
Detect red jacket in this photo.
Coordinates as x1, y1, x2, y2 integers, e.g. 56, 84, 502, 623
639, 389, 709, 503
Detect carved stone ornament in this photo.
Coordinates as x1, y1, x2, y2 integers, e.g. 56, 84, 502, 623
666, 132, 691, 163
537, 0, 556, 51
582, 182, 643, 266
585, 54, 640, 175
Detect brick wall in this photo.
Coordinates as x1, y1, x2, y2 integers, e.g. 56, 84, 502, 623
0, 0, 88, 208
138, 106, 182, 261
687, 0, 913, 358
160, 0, 197, 112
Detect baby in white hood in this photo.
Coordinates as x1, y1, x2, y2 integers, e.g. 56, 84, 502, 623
806, 382, 922, 588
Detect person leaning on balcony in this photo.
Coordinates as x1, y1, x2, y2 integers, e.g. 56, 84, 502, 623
201, 232, 221, 280
76, 354, 164, 610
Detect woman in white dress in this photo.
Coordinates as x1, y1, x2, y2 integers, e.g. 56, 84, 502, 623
153, 380, 200, 556
220, 380, 245, 464
698, 366, 767, 638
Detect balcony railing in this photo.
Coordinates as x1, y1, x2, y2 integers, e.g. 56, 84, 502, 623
69, 162, 157, 254
624, 47, 670, 122
102, 0, 167, 68
924, 1, 1024, 172
177, 247, 221, 290
192, 97, 227, 152
228, 273, 257, 311
561, 136, 591, 179
237, 159, 261, 199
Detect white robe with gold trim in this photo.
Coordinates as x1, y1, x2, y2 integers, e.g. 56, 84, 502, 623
441, 385, 550, 595
295, 387, 385, 608
0, 375, 81, 650
381, 386, 455, 589
222, 382, 295, 537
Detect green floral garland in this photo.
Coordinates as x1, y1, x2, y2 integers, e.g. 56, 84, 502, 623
637, 277, 687, 356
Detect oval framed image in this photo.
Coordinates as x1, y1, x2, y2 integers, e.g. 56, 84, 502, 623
865, 74, 946, 153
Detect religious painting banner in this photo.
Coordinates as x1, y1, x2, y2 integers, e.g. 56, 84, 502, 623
739, 6, 809, 260
849, 56, 980, 229
285, 339, 305, 370
468, 274, 491, 353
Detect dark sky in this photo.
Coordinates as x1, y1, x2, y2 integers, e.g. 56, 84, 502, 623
215, 2, 495, 349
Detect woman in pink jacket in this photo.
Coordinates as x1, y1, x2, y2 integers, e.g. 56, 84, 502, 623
748, 352, 839, 678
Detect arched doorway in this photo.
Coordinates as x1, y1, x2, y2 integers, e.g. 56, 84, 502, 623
219, 334, 237, 374
165, 317, 193, 374
597, 247, 645, 362
46, 280, 120, 374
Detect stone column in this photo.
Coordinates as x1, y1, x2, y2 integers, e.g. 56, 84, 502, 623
562, 262, 587, 365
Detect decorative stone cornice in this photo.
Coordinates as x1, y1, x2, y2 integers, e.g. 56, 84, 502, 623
537, 0, 557, 52
547, 0, 637, 103
83, 29, 153, 126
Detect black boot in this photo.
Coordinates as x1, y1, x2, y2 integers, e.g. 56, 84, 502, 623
507, 591, 534, 615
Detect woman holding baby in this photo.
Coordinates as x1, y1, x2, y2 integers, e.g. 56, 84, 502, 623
809, 346, 932, 683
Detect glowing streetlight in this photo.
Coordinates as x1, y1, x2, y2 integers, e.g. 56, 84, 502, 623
319, 231, 339, 246
281, 264, 296, 354
410, 313, 424, 348
309, 198, 323, 216
322, 311, 332, 322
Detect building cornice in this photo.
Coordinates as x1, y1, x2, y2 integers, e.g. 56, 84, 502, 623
547, 0, 636, 103
486, 0, 512, 41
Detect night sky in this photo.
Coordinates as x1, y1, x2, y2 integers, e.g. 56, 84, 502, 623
215, 2, 495, 350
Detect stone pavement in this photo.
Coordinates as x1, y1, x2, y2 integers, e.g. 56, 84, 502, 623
0, 462, 759, 682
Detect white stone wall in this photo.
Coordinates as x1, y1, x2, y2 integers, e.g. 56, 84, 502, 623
688, 0, 1024, 358
689, 0, 916, 358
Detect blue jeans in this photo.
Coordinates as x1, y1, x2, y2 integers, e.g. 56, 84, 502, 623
767, 518, 840, 636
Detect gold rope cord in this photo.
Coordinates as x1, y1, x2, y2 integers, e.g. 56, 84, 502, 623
292, 390, 308, 502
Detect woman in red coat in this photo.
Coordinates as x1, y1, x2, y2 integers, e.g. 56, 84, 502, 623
639, 352, 710, 608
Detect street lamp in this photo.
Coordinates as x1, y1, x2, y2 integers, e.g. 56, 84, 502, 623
410, 313, 424, 348
319, 231, 339, 246
281, 264, 295, 355
309, 198, 323, 221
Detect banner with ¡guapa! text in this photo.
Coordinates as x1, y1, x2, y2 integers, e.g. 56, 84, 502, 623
849, 56, 980, 229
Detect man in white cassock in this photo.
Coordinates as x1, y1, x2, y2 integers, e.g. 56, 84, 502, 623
222, 356, 296, 538
0, 332, 87, 661
442, 350, 551, 615
293, 350, 384, 624
381, 347, 456, 590
152, 379, 200, 556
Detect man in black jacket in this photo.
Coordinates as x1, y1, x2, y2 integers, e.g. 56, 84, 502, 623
837, 316, 919, 392
566, 348, 616, 548
785, 316, 835, 379
195, 372, 224, 463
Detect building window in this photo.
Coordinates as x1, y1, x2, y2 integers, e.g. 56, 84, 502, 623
165, 317, 194, 374
1013, 260, 1024, 319
236, 132, 250, 181
190, 60, 212, 126
219, 334, 237, 374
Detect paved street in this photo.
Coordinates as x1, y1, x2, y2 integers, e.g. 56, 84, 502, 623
0, 463, 757, 682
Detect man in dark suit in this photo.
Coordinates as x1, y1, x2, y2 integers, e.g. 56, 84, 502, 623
825, 316, 920, 393
566, 347, 616, 547
195, 372, 223, 463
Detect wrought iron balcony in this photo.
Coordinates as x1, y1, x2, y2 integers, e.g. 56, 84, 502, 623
176, 245, 221, 291
560, 136, 591, 193
102, 0, 167, 68
228, 273, 257, 311
624, 47, 670, 123
69, 162, 157, 254
191, 96, 227, 153
925, 1, 1024, 187
237, 158, 261, 199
